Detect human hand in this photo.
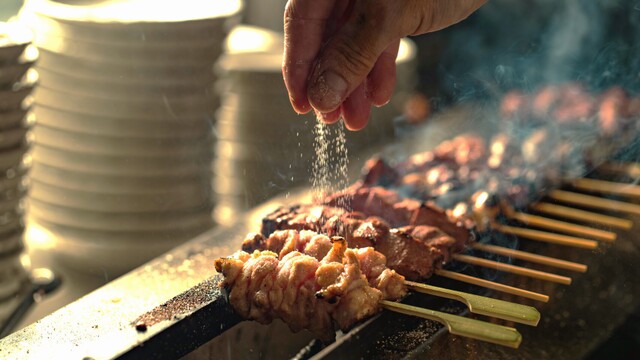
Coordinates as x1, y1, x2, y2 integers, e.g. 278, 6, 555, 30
282, 0, 487, 130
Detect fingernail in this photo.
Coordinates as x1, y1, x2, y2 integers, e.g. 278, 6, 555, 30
289, 96, 310, 114
309, 70, 348, 111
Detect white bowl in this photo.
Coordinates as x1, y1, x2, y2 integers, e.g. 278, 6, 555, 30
0, 85, 34, 112
0, 126, 29, 150
33, 33, 224, 67
33, 86, 217, 120
0, 212, 23, 236
0, 166, 29, 193
26, 219, 211, 277
31, 162, 210, 194
20, 10, 230, 47
31, 143, 212, 176
36, 49, 217, 86
0, 230, 23, 255
0, 196, 24, 214
0, 109, 33, 130
0, 145, 29, 171
33, 104, 210, 137
28, 197, 214, 231
36, 67, 217, 101
31, 124, 212, 157
30, 179, 212, 213
21, 0, 242, 38
0, 22, 32, 64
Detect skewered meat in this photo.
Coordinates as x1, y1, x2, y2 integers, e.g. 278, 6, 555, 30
256, 206, 461, 280
215, 238, 406, 342
242, 230, 408, 299
322, 183, 475, 246
501, 83, 638, 136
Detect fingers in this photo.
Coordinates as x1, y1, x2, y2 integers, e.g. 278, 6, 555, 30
316, 107, 342, 124
408, 0, 488, 34
366, 39, 400, 107
282, 0, 337, 114
341, 83, 371, 131
307, 1, 400, 113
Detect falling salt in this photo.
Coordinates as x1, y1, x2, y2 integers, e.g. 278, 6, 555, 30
311, 116, 351, 208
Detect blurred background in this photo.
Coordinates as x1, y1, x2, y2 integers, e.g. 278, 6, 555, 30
0, 0, 638, 356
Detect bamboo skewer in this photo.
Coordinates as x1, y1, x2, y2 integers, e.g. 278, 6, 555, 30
508, 212, 617, 242
405, 281, 541, 326
435, 269, 550, 303
452, 254, 572, 285
495, 225, 599, 249
380, 300, 523, 348
530, 202, 633, 230
548, 190, 640, 216
600, 161, 640, 178
470, 242, 588, 273
570, 178, 640, 199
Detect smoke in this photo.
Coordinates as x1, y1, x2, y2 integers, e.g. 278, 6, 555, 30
435, 0, 639, 97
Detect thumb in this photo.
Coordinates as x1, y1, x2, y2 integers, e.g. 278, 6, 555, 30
307, 3, 397, 113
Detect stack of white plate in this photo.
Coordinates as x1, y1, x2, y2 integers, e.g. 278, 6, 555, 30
213, 26, 416, 224
18, 0, 242, 275
0, 21, 36, 324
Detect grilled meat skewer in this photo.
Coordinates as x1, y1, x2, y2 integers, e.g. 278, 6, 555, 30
215, 238, 406, 342
256, 204, 463, 281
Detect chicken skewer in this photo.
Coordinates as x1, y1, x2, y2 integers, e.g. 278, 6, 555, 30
216, 237, 524, 348
252, 209, 557, 302
242, 229, 540, 325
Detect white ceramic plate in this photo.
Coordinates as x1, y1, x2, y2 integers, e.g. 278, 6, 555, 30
22, 0, 242, 33
32, 124, 212, 157
20, 10, 230, 47
0, 145, 29, 171
31, 143, 213, 176
28, 197, 214, 231
31, 162, 210, 194
26, 219, 211, 277
36, 67, 217, 101
0, 230, 23, 255
30, 179, 212, 213
33, 33, 224, 67
0, 85, 34, 112
34, 86, 217, 120
37, 49, 217, 86
0, 126, 29, 150
0, 109, 33, 130
33, 104, 211, 137
0, 22, 32, 64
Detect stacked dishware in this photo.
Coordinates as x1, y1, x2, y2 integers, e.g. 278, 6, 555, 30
213, 26, 417, 224
0, 21, 36, 325
18, 0, 242, 275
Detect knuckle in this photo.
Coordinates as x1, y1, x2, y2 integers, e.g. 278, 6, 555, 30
331, 38, 377, 78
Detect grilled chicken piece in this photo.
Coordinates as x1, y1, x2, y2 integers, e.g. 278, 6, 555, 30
216, 239, 406, 342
